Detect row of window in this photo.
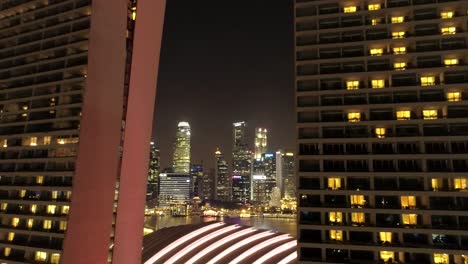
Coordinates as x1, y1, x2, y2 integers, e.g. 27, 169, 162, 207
343, 78, 461, 90
3, 247, 60, 263
1, 136, 78, 148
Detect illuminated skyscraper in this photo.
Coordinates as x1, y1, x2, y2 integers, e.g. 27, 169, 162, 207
172, 121, 191, 174
295, 0, 468, 263
254, 128, 268, 160
0, 0, 165, 263
214, 149, 230, 202
147, 141, 160, 200
231, 121, 252, 203
251, 153, 276, 204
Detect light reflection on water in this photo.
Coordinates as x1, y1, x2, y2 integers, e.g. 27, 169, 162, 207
144, 215, 297, 237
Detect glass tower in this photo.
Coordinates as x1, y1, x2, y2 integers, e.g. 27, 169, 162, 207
232, 121, 252, 203
172, 121, 191, 174
215, 149, 230, 202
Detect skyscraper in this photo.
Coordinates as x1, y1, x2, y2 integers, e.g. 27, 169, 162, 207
276, 150, 296, 199
0, 0, 165, 263
147, 141, 160, 201
254, 127, 268, 160
251, 153, 276, 204
295, 1, 468, 263
214, 149, 230, 202
158, 173, 193, 207
231, 122, 252, 203
172, 121, 191, 174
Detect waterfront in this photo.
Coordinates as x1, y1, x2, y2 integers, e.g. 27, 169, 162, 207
144, 215, 297, 237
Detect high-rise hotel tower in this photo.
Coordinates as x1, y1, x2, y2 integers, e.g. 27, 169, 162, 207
0, 0, 165, 263
296, 0, 468, 263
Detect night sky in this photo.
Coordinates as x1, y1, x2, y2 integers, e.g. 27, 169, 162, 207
152, 0, 294, 170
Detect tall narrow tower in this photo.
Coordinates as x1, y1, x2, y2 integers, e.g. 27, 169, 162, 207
254, 128, 268, 160
172, 122, 191, 173
231, 121, 252, 203
215, 149, 230, 202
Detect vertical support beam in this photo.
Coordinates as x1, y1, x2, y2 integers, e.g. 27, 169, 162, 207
62, 0, 128, 263
112, 0, 166, 263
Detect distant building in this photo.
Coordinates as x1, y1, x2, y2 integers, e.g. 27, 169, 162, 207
203, 168, 216, 201
269, 187, 281, 208
231, 121, 252, 203
172, 121, 191, 173
147, 141, 160, 201
251, 153, 276, 204
276, 150, 296, 199
254, 128, 268, 160
158, 173, 193, 207
190, 164, 203, 197
214, 149, 230, 202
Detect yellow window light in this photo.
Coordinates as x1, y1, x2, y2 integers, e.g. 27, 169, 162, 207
441, 27, 456, 35
351, 212, 365, 224
27, 218, 33, 228
392, 31, 405, 39
402, 213, 417, 225
433, 253, 449, 264
350, 195, 365, 207
328, 178, 342, 190
330, 230, 343, 241
380, 251, 395, 262
36, 175, 44, 184
62, 205, 70, 214
7, 232, 14, 241
394, 62, 406, 70
4, 247, 11, 257
441, 11, 454, 19
1, 203, 7, 211
51, 253, 61, 264
370, 48, 383, 56
401, 196, 416, 208
393, 46, 406, 54
347, 112, 361, 122
47, 205, 57, 214
329, 212, 343, 223
30, 136, 38, 146
11, 217, 20, 227
454, 178, 467, 190
391, 16, 404, 23
31, 204, 37, 214
346, 80, 360, 90
379, 232, 392, 243
43, 220, 52, 230
35, 251, 47, 262
131, 6, 136, 21
59, 221, 68, 231
396, 110, 411, 120
43, 136, 51, 145
372, 79, 385, 88
375, 127, 386, 138
423, 109, 438, 120
344, 6, 357, 13
420, 76, 435, 86
371, 18, 379, 26
447, 92, 461, 102
1, 138, 7, 148
368, 4, 380, 10
444, 58, 458, 66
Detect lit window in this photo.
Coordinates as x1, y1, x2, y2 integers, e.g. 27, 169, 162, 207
444, 58, 458, 66
1, 139, 7, 148
432, 178, 442, 191
434, 253, 449, 264
344, 6, 357, 13
368, 4, 380, 10
52, 191, 58, 200
392, 31, 405, 39
351, 212, 365, 224
36, 175, 44, 184
27, 219, 33, 228
401, 196, 416, 208
59, 221, 68, 231
51, 253, 61, 264
423, 109, 438, 120
19, 189, 26, 198
454, 178, 467, 190
396, 110, 411, 120
441, 27, 456, 35
131, 7, 136, 21
1, 203, 7, 211
346, 80, 360, 90
350, 195, 365, 207
420, 76, 435, 86
329, 212, 343, 223
30, 136, 38, 146
11, 218, 19, 227
371, 18, 379, 26
380, 251, 395, 262
330, 230, 343, 241
391, 16, 404, 23
379, 232, 392, 243
370, 48, 383, 56
447, 92, 461, 102
402, 213, 417, 225
43, 220, 52, 230
66, 191, 72, 200
4, 247, 11, 257
31, 204, 37, 214
371, 79, 385, 88
7, 232, 14, 241
43, 136, 51, 145
394, 62, 406, 70
347, 112, 361, 122
375, 127, 386, 138
22, 105, 28, 117
393, 46, 406, 54
441, 11, 454, 19
35, 251, 47, 262
328, 178, 342, 190
56, 137, 79, 145
62, 205, 70, 214
47, 205, 57, 214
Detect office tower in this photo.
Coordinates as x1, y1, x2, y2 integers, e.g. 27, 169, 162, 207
172, 121, 191, 173
158, 173, 193, 207
147, 141, 160, 201
276, 150, 296, 199
190, 164, 203, 197
231, 122, 252, 203
254, 127, 268, 160
0, 1, 165, 263
252, 153, 277, 203
295, 1, 468, 263
202, 168, 215, 201
214, 149, 230, 202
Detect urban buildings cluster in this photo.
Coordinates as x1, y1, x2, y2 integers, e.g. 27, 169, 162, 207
146, 121, 296, 211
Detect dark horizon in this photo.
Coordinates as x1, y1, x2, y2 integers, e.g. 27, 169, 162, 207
153, 0, 295, 169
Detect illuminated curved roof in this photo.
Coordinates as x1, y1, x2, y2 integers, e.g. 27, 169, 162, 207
142, 222, 297, 264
